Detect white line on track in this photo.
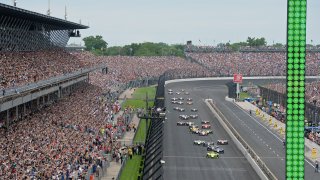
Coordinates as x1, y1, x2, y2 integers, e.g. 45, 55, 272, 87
163, 156, 283, 159
224, 101, 316, 168
222, 102, 283, 142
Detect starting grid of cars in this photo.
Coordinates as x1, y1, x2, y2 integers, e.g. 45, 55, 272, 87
168, 88, 229, 159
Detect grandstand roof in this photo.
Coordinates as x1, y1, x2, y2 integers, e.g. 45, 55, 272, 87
0, 3, 88, 30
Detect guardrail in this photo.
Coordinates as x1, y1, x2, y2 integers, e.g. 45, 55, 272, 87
207, 100, 277, 180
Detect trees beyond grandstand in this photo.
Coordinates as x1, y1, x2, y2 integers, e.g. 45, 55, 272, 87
102, 42, 184, 57
83, 35, 108, 51
82, 35, 185, 57
219, 37, 268, 51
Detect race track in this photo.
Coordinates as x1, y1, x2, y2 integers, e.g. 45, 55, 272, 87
163, 82, 259, 180
163, 80, 318, 180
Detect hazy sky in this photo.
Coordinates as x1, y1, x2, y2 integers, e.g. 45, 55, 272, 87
1, 0, 320, 46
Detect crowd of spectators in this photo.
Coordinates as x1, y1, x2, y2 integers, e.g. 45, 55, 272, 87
262, 81, 320, 106
306, 130, 320, 146
10, 49, 320, 178
73, 52, 211, 92
0, 50, 214, 179
0, 50, 96, 90
0, 83, 131, 179
187, 52, 320, 76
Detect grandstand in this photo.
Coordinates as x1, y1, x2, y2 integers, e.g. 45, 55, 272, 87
0, 3, 212, 179
186, 51, 320, 76
0, 4, 111, 179
1, 2, 319, 180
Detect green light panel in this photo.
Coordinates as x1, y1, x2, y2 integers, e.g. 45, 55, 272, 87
286, 0, 306, 179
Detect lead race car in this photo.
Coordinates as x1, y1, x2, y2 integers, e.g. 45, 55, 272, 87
206, 152, 219, 159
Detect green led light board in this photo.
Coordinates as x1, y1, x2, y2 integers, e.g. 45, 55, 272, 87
286, 0, 306, 179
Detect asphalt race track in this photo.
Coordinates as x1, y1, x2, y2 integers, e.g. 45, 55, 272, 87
163, 83, 259, 180
162, 80, 319, 180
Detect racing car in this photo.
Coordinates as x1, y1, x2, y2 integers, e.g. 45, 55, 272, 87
203, 141, 214, 147
203, 129, 213, 134
190, 127, 200, 134
189, 124, 198, 129
199, 130, 209, 136
194, 140, 205, 145
206, 152, 219, 159
171, 97, 178, 101
177, 108, 185, 112
201, 120, 210, 124
202, 124, 211, 129
190, 114, 198, 119
177, 121, 186, 126
186, 101, 193, 105
177, 101, 184, 105
185, 122, 195, 126
217, 140, 229, 145
207, 145, 224, 154
187, 98, 192, 101
191, 108, 198, 112
179, 115, 189, 120
171, 101, 178, 104
173, 107, 180, 110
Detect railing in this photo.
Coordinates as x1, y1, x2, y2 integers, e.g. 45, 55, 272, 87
84, 160, 110, 180
116, 158, 127, 180
208, 100, 277, 180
